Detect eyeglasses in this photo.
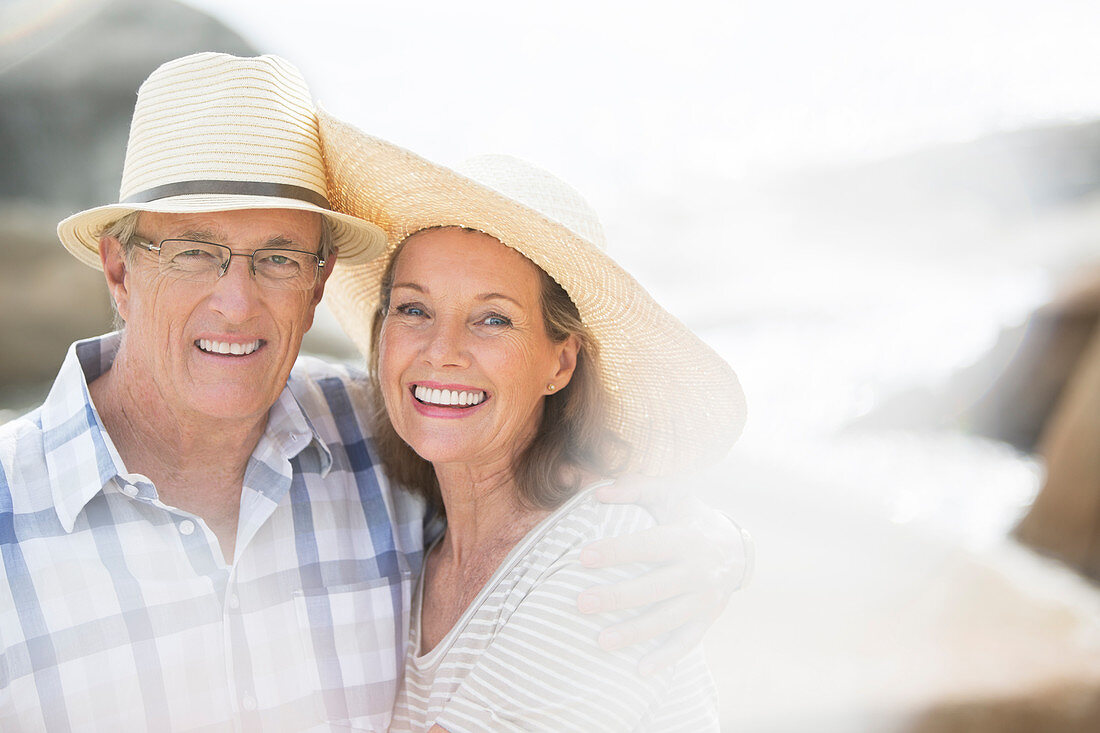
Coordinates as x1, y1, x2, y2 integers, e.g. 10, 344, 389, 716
131, 237, 325, 291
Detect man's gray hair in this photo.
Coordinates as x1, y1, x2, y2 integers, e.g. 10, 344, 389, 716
98, 210, 337, 261
99, 212, 141, 263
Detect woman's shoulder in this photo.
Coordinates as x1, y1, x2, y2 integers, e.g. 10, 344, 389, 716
531, 481, 657, 553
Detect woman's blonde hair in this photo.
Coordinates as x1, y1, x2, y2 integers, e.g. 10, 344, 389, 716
367, 227, 628, 513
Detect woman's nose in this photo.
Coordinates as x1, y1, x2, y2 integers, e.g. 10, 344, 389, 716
423, 318, 468, 367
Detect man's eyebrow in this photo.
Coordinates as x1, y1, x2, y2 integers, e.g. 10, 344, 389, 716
264, 235, 309, 250
169, 232, 310, 250
175, 229, 219, 241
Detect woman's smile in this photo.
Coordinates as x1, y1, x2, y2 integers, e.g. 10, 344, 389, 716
409, 382, 490, 419
411, 383, 488, 408
378, 228, 575, 467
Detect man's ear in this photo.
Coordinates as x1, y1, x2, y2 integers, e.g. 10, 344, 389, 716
302, 247, 338, 332
311, 248, 337, 308
100, 236, 131, 323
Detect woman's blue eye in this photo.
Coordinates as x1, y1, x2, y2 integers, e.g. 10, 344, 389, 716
482, 314, 511, 327
395, 304, 426, 317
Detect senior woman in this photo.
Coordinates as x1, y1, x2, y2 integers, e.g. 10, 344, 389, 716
320, 116, 746, 732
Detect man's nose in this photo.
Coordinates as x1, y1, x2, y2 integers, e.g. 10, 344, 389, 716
218, 252, 256, 279
208, 253, 262, 321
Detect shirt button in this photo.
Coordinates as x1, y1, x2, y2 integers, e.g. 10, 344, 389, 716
121, 484, 139, 498
178, 520, 196, 536
228, 593, 241, 610
242, 694, 257, 711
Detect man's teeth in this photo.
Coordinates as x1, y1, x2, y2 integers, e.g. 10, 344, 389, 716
414, 385, 485, 406
198, 339, 260, 356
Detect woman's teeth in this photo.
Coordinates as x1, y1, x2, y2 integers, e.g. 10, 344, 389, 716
198, 339, 261, 356
414, 385, 485, 406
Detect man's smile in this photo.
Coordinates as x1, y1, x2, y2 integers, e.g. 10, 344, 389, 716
196, 338, 263, 356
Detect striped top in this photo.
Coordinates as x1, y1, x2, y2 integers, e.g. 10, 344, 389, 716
0, 333, 436, 732
391, 485, 721, 732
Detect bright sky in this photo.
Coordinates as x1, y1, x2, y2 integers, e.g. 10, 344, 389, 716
174, 0, 1094, 394
180, 0, 1100, 180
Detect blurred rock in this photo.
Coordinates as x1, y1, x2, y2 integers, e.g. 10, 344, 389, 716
1014, 310, 1100, 581
1, 0, 258, 209
909, 684, 1100, 733
957, 266, 1100, 454
775, 119, 1100, 245
794, 123, 1100, 585
860, 296, 1100, 455
0, 0, 258, 404
0, 204, 111, 390
850, 271, 1100, 582
706, 446, 1100, 733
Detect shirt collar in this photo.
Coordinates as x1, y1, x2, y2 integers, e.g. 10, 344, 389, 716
267, 377, 333, 479
43, 333, 126, 532
43, 332, 332, 531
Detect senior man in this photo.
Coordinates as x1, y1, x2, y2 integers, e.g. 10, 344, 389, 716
0, 53, 749, 731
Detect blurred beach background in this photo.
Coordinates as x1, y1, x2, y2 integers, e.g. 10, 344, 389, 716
3, 0, 1100, 730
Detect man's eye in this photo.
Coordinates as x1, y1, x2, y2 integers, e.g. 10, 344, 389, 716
177, 248, 215, 259
255, 252, 302, 269
170, 248, 220, 265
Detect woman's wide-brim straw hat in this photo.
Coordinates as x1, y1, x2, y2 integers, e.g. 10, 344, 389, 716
319, 111, 747, 476
57, 53, 385, 268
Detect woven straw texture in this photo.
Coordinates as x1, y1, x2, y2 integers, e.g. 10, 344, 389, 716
319, 110, 746, 477
57, 53, 385, 268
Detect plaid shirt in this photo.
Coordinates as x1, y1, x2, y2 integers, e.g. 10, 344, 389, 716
0, 333, 436, 732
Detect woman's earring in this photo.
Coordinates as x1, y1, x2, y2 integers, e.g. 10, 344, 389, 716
547, 384, 556, 391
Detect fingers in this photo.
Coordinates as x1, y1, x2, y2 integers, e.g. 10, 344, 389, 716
597, 596, 697, 651
579, 525, 700, 568
596, 594, 715, 671
577, 565, 694, 615
580, 566, 728, 615
593, 476, 677, 518
637, 622, 710, 677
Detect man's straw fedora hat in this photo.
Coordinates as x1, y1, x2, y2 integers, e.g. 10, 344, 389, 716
318, 111, 747, 476
57, 53, 385, 268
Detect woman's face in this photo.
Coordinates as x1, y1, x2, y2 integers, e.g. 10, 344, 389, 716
378, 228, 578, 472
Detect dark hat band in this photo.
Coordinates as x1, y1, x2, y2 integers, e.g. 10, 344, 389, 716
121, 180, 331, 209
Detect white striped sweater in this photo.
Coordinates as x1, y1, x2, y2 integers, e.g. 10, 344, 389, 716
391, 485, 721, 732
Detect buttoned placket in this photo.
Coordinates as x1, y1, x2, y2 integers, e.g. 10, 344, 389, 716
229, 426, 311, 724
119, 469, 273, 724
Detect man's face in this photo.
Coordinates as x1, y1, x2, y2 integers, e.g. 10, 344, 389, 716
105, 208, 330, 424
